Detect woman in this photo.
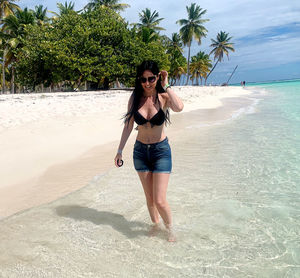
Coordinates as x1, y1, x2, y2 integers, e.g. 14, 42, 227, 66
114, 60, 184, 242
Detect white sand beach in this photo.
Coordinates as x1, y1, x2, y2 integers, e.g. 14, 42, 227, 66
0, 86, 252, 219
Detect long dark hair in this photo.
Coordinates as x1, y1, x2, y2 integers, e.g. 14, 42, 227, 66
124, 60, 170, 127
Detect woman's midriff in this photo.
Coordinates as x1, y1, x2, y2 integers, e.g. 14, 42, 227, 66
136, 124, 166, 144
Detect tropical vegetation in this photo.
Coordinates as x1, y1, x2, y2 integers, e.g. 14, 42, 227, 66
51, 1, 75, 17
84, 0, 130, 12
0, 0, 21, 93
205, 31, 235, 84
134, 8, 165, 31
176, 3, 209, 85
190, 51, 211, 85
0, 1, 236, 93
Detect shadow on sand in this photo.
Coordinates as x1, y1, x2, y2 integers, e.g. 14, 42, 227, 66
56, 205, 150, 239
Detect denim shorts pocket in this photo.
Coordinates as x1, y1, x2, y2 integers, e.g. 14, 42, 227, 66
133, 143, 144, 155
157, 143, 170, 152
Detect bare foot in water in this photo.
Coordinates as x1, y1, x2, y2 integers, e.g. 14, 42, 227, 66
165, 223, 176, 242
149, 223, 160, 237
167, 228, 176, 242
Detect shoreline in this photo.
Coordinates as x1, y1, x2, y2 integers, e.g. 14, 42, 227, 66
0, 86, 256, 219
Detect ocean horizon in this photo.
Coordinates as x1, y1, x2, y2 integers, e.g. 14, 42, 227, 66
231, 77, 300, 86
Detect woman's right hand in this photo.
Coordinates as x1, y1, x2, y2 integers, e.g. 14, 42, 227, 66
114, 153, 123, 167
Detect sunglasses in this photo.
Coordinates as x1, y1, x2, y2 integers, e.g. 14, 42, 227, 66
140, 76, 157, 83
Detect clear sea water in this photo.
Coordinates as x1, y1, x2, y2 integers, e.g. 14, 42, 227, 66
0, 80, 299, 277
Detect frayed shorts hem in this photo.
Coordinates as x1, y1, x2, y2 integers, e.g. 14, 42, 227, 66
136, 170, 172, 174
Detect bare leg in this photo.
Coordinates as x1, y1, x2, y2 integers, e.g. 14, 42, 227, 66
153, 173, 176, 242
137, 171, 160, 224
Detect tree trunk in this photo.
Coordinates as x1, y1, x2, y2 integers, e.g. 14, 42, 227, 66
115, 78, 121, 88
11, 65, 15, 94
185, 45, 191, 86
2, 51, 6, 94
205, 60, 219, 85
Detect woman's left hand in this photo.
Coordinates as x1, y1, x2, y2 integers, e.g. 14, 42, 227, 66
159, 70, 169, 88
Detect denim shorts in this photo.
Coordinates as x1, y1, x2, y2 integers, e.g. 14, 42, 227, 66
133, 137, 172, 174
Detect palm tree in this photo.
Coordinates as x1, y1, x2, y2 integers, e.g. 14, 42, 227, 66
84, 0, 130, 12
190, 51, 211, 85
166, 33, 186, 85
205, 31, 235, 85
0, 59, 9, 90
1, 8, 35, 93
167, 33, 183, 54
173, 66, 186, 86
134, 8, 165, 31
0, 0, 20, 93
31, 5, 48, 25
0, 0, 19, 17
49, 1, 75, 19
140, 26, 159, 43
176, 3, 209, 85
57, 1, 75, 15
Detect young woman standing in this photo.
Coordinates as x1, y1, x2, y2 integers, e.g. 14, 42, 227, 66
114, 60, 184, 241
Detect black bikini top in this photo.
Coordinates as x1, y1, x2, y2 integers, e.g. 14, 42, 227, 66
134, 108, 166, 126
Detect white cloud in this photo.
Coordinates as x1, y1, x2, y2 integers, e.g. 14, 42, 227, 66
213, 34, 300, 74
122, 0, 300, 37
122, 0, 300, 73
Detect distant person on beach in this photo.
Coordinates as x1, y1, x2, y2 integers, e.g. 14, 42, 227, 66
114, 60, 184, 242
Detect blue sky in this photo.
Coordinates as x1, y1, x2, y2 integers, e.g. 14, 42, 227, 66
20, 0, 300, 84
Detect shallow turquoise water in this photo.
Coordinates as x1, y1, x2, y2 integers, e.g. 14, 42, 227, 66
171, 80, 300, 276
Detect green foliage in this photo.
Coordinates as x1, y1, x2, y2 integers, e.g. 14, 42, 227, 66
84, 0, 130, 12
190, 51, 211, 85
176, 3, 209, 46
205, 31, 234, 84
56, 1, 75, 16
176, 3, 209, 85
139, 26, 159, 43
165, 33, 186, 85
210, 31, 234, 61
30, 5, 49, 25
14, 24, 52, 87
0, 6, 36, 92
0, 0, 20, 18
15, 6, 169, 89
135, 8, 165, 31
